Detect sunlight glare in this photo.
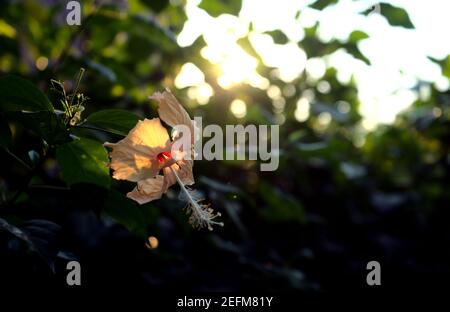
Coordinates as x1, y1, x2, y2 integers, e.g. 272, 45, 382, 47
230, 99, 247, 118
175, 62, 205, 88
249, 33, 307, 82
187, 83, 214, 105
175, 62, 214, 105
178, 0, 450, 130
295, 97, 310, 122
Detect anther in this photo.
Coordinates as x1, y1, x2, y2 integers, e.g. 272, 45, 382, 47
157, 151, 172, 163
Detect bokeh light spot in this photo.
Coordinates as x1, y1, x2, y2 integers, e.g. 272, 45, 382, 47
230, 99, 247, 118
35, 56, 48, 71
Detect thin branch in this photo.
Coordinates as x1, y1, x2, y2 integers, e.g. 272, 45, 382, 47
28, 185, 70, 191
71, 68, 86, 111
73, 124, 126, 137
3, 148, 32, 171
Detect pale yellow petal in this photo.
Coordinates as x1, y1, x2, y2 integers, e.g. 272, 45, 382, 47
105, 143, 159, 182
127, 175, 165, 204
162, 160, 194, 191
126, 118, 170, 150
150, 90, 195, 190
150, 89, 195, 144
104, 118, 170, 182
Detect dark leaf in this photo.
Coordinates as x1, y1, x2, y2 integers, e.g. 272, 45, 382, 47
20, 219, 62, 272
265, 30, 289, 44
86, 109, 142, 135
343, 42, 371, 65
299, 25, 340, 57
6, 110, 70, 145
310, 0, 338, 10
104, 190, 148, 238
56, 137, 111, 188
0, 75, 53, 112
376, 3, 414, 29
0, 218, 62, 271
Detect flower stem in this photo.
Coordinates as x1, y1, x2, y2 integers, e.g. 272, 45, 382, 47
169, 166, 223, 230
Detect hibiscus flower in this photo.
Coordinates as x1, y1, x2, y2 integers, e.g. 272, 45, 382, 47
104, 89, 223, 230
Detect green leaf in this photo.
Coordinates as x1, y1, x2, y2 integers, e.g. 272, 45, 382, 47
379, 3, 414, 29
299, 25, 340, 58
0, 114, 12, 148
265, 30, 289, 44
86, 109, 142, 135
431, 55, 450, 79
348, 30, 369, 43
360, 4, 379, 16
56, 138, 111, 189
104, 190, 148, 238
444, 58, 450, 79
343, 43, 371, 65
0, 75, 53, 112
6, 111, 70, 145
199, 0, 242, 17
310, 0, 338, 10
